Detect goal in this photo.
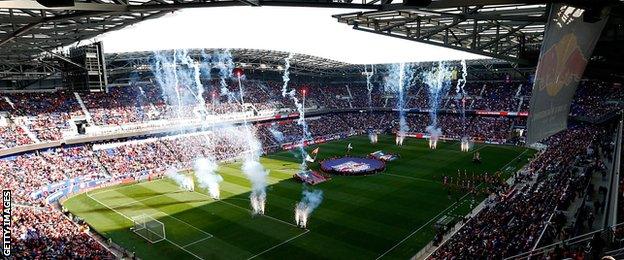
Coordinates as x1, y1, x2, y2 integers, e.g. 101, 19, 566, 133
132, 214, 166, 243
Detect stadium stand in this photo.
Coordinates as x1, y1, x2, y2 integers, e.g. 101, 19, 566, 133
0, 77, 622, 259
430, 126, 614, 259
8, 206, 113, 259
0, 79, 621, 150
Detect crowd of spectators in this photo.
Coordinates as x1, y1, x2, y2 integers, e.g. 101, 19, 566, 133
0, 76, 621, 259
570, 80, 624, 120
8, 206, 113, 259
0, 77, 621, 150
95, 139, 179, 178
0, 91, 84, 141
342, 112, 518, 143
432, 126, 601, 259
0, 124, 33, 149
0, 107, 616, 260
0, 146, 104, 205
471, 83, 519, 111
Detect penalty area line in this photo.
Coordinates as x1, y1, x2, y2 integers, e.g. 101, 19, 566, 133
247, 230, 310, 260
115, 189, 187, 208
165, 238, 205, 260
182, 235, 214, 249
191, 191, 300, 228
88, 178, 169, 197
86, 191, 205, 259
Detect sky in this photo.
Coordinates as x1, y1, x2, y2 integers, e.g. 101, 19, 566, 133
94, 6, 487, 64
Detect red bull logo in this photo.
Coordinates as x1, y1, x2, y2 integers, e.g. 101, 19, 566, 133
536, 33, 587, 96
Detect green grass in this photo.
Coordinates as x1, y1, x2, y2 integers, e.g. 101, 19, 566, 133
63, 135, 534, 259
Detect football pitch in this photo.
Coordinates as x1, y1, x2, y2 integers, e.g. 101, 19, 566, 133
63, 135, 535, 259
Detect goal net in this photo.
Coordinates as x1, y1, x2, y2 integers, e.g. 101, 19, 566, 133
132, 214, 166, 243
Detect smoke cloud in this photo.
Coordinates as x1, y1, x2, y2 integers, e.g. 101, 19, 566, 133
422, 61, 452, 147
166, 168, 194, 191
294, 189, 323, 228
385, 63, 416, 136
193, 157, 223, 199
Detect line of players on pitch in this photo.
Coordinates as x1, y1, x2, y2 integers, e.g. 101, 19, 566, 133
441, 169, 509, 198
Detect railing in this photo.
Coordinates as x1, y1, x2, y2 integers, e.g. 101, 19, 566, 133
604, 114, 622, 229
504, 222, 624, 260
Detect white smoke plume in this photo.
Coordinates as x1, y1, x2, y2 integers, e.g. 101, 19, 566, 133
193, 157, 223, 199
455, 59, 468, 96
152, 49, 220, 120
369, 132, 378, 144
422, 61, 452, 149
243, 159, 269, 215
268, 125, 285, 143
426, 125, 442, 149
214, 49, 235, 100
395, 135, 406, 146
364, 64, 374, 108
235, 75, 271, 215
281, 53, 294, 97
166, 168, 194, 191
460, 136, 472, 152
455, 59, 469, 144
280, 53, 311, 170
385, 63, 416, 138
294, 189, 323, 228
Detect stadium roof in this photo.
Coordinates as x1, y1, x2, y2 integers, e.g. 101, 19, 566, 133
333, 4, 549, 63
0, 1, 550, 65
106, 48, 360, 77
0, 0, 380, 64
104, 48, 535, 85
1, 1, 622, 82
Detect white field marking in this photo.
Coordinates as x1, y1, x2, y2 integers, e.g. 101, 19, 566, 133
374, 199, 464, 260
86, 191, 134, 222
89, 178, 168, 197
86, 191, 205, 259
182, 235, 214, 248
382, 173, 438, 184
165, 238, 205, 260
271, 167, 298, 174
191, 191, 300, 228
421, 149, 532, 259
247, 230, 310, 260
115, 189, 187, 208
90, 190, 214, 238
382, 144, 492, 184
149, 211, 214, 238
122, 192, 216, 239
377, 148, 530, 259
464, 143, 488, 154
380, 145, 490, 184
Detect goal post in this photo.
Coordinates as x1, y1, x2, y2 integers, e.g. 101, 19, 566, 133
132, 214, 166, 243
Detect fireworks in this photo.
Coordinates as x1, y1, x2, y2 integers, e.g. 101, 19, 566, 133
460, 137, 471, 152
395, 133, 405, 146
369, 132, 378, 144
294, 190, 323, 228
250, 192, 266, 215
429, 138, 438, 149
422, 62, 452, 150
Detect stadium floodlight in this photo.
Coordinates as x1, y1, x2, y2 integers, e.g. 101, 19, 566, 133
131, 214, 166, 243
